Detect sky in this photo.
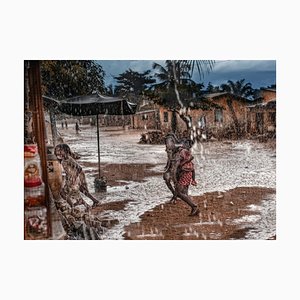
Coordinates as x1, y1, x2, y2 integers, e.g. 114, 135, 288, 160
97, 60, 276, 90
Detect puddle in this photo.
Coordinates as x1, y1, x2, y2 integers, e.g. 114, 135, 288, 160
59, 125, 276, 239
229, 197, 276, 239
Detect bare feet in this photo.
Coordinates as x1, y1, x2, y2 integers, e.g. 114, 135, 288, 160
168, 197, 177, 204
189, 206, 199, 216
92, 200, 100, 208
191, 180, 197, 186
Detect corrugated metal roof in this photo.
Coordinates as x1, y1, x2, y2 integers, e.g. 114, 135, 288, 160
203, 92, 252, 103
261, 88, 276, 92
247, 100, 276, 109
203, 92, 228, 98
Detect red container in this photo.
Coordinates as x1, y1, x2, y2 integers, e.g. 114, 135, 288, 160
24, 206, 48, 239
24, 183, 45, 207
24, 160, 43, 187
24, 144, 38, 158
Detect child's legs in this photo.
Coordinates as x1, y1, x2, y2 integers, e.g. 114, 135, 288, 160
176, 184, 197, 208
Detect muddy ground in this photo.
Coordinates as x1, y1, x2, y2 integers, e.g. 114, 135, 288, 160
57, 124, 276, 240
123, 187, 276, 240
90, 163, 275, 240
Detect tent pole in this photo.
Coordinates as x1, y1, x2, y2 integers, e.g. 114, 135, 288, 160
96, 114, 100, 178
94, 114, 106, 192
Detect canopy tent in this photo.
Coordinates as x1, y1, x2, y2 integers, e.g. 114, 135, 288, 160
43, 93, 137, 116
43, 93, 137, 190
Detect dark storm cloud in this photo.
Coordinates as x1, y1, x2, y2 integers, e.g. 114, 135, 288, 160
97, 60, 276, 89
197, 60, 276, 88
199, 70, 276, 89
97, 60, 164, 86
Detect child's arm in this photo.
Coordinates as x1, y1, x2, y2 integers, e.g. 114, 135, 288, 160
181, 155, 194, 166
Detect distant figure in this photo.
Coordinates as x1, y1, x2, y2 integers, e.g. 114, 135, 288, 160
65, 120, 68, 129
75, 122, 80, 134
61, 121, 64, 129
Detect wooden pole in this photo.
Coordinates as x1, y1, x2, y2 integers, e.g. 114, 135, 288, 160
27, 60, 52, 237
96, 114, 100, 177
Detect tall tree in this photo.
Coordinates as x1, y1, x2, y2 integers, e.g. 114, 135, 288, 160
105, 84, 114, 96
152, 60, 198, 132
220, 79, 254, 98
114, 69, 155, 103
220, 79, 254, 137
206, 82, 221, 93
152, 60, 192, 90
41, 60, 106, 99
153, 60, 213, 133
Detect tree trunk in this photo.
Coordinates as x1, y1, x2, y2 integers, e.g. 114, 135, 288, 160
171, 61, 184, 108
226, 96, 241, 138
177, 111, 192, 137
171, 61, 191, 137
171, 109, 177, 132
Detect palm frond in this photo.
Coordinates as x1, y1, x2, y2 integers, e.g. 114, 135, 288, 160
180, 60, 215, 79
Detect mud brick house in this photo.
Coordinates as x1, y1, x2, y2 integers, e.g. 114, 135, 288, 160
158, 92, 252, 137
117, 90, 276, 139
131, 103, 160, 130
246, 88, 276, 136
98, 114, 131, 127
260, 88, 276, 103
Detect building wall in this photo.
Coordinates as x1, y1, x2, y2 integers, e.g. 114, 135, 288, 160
159, 108, 173, 133
261, 90, 276, 103
132, 111, 159, 130
98, 115, 131, 127
247, 108, 276, 135
246, 89, 276, 135
182, 96, 248, 132
157, 95, 250, 135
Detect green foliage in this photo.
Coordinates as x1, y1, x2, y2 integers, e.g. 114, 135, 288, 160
179, 60, 215, 80
220, 79, 254, 98
41, 60, 105, 100
152, 60, 192, 90
151, 60, 205, 109
114, 68, 155, 101
206, 82, 221, 93
104, 84, 114, 96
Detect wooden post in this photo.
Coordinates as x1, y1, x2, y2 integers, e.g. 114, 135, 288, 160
121, 99, 125, 128
27, 60, 52, 237
96, 114, 100, 178
94, 114, 107, 192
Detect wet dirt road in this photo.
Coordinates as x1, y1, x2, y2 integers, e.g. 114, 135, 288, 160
59, 124, 276, 240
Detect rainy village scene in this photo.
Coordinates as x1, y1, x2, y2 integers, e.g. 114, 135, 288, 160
24, 60, 276, 240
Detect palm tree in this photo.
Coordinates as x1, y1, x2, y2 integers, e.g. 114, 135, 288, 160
152, 60, 206, 132
170, 60, 215, 135
152, 61, 192, 89
152, 61, 186, 131
220, 79, 253, 97
220, 79, 254, 137
206, 82, 221, 93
